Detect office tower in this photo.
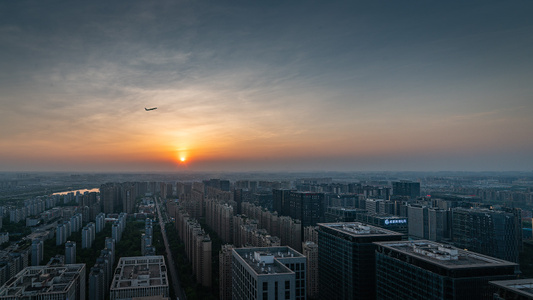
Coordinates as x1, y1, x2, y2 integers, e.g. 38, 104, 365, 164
452, 207, 522, 263
31, 239, 43, 266
375, 240, 518, 300
365, 199, 383, 215
324, 207, 363, 223
408, 204, 428, 239
0, 264, 86, 300
354, 213, 409, 235
234, 188, 245, 215
219, 244, 234, 300
392, 180, 420, 199
318, 222, 403, 299
109, 256, 169, 300
65, 241, 76, 264
490, 279, 533, 300
232, 246, 306, 300
428, 208, 449, 241
302, 241, 319, 299
378, 200, 396, 215
289, 192, 325, 228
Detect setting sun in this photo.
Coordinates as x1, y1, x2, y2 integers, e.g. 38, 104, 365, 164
180, 157, 186, 162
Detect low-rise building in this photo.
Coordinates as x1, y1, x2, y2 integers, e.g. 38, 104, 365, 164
109, 256, 169, 300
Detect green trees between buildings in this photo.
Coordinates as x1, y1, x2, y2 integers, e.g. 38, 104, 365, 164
43, 219, 147, 272
159, 221, 220, 300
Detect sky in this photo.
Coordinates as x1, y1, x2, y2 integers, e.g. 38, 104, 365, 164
1, 1, 533, 173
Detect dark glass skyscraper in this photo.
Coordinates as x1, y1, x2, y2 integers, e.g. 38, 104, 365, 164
375, 240, 518, 300
272, 189, 294, 216
452, 207, 522, 263
392, 180, 420, 199
289, 192, 324, 228
317, 222, 403, 299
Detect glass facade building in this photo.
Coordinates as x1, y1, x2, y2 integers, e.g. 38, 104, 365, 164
375, 240, 518, 300
317, 222, 403, 299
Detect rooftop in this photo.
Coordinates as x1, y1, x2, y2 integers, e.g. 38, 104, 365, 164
490, 279, 533, 297
233, 247, 304, 276
318, 222, 404, 237
375, 240, 518, 269
111, 256, 168, 290
0, 264, 85, 297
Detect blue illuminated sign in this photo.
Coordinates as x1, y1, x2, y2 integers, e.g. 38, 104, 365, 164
384, 219, 407, 225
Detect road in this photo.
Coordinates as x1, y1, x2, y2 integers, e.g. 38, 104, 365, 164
155, 196, 186, 300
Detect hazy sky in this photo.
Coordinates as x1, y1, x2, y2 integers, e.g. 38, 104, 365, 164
1, 1, 532, 172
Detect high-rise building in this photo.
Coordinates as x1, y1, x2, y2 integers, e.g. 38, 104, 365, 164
273, 189, 295, 216
106, 237, 116, 260
174, 208, 212, 288
89, 266, 105, 300
112, 222, 121, 243
70, 213, 83, 233
408, 204, 428, 239
375, 240, 519, 300
0, 264, 86, 300
219, 244, 234, 300
452, 207, 522, 263
392, 180, 420, 199
490, 279, 533, 300
95, 213, 105, 233
353, 213, 409, 235
232, 246, 306, 300
121, 183, 136, 214
65, 241, 76, 264
302, 241, 319, 299
324, 207, 363, 223
82, 226, 93, 249
279, 216, 302, 252
56, 223, 67, 246
31, 239, 43, 266
317, 222, 403, 299
365, 199, 383, 215
109, 256, 169, 300
289, 192, 325, 228
428, 208, 449, 242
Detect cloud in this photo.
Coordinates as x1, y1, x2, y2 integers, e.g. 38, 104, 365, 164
1, 1, 533, 171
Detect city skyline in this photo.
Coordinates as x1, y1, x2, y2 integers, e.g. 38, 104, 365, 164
1, 1, 533, 172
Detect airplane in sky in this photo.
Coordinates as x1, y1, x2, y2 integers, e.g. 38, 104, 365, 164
145, 107, 157, 111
